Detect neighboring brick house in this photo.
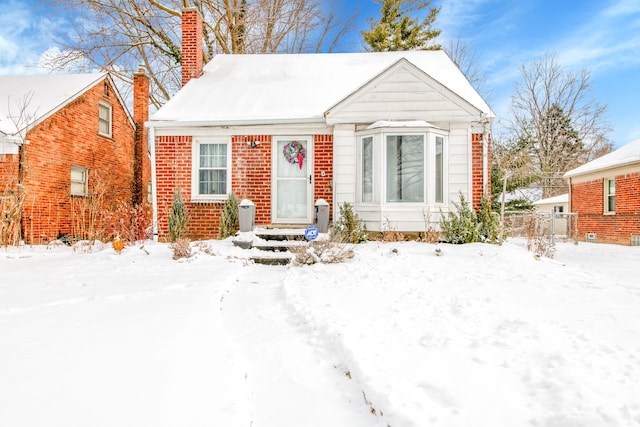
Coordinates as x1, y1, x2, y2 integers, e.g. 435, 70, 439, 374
0, 70, 151, 244
564, 139, 640, 245
148, 8, 493, 241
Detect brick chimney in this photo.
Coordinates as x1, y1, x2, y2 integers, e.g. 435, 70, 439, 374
181, 7, 203, 86
133, 65, 149, 206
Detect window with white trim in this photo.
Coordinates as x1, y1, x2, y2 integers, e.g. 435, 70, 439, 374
386, 134, 425, 203
357, 130, 447, 205
192, 138, 231, 200
98, 102, 112, 137
435, 135, 444, 203
605, 178, 615, 213
70, 166, 88, 196
361, 136, 374, 203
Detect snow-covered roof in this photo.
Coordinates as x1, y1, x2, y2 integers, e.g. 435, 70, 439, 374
564, 139, 640, 177
151, 51, 492, 124
533, 193, 568, 205
0, 73, 122, 135
366, 120, 437, 129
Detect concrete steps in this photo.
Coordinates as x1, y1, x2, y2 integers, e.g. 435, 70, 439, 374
232, 228, 311, 265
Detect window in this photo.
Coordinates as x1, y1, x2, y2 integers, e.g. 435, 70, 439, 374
435, 135, 444, 203
605, 178, 615, 213
554, 205, 564, 213
386, 134, 424, 203
192, 139, 230, 200
98, 102, 112, 137
70, 166, 88, 196
361, 136, 373, 203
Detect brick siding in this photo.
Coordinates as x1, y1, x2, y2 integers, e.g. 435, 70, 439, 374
571, 172, 640, 245
471, 133, 490, 210
2, 80, 140, 243
154, 133, 334, 241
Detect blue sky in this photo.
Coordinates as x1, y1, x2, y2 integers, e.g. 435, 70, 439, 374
1, 0, 639, 147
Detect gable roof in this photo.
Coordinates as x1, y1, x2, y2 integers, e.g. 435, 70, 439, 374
0, 73, 132, 136
150, 51, 492, 126
564, 139, 640, 178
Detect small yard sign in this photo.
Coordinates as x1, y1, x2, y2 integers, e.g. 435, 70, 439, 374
304, 226, 319, 241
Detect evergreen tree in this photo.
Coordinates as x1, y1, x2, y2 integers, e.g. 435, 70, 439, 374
219, 193, 239, 239
168, 189, 189, 242
362, 0, 441, 52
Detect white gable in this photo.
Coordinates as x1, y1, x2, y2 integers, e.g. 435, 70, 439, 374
325, 58, 483, 124
150, 51, 492, 125
0, 73, 115, 135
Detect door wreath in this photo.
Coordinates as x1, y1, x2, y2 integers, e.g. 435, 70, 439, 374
283, 141, 306, 169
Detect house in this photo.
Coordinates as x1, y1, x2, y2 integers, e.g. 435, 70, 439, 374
533, 193, 568, 214
148, 8, 493, 241
564, 139, 640, 245
0, 69, 151, 244
532, 193, 570, 237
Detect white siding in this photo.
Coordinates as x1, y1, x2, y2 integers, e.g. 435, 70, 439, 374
333, 124, 357, 219
328, 62, 481, 124
446, 126, 471, 208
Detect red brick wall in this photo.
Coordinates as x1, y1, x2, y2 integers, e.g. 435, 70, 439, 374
14, 79, 136, 243
155, 133, 334, 240
314, 134, 333, 218
471, 133, 489, 210
181, 8, 203, 86
232, 135, 273, 225
571, 172, 640, 245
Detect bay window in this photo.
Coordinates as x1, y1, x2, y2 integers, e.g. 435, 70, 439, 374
386, 134, 424, 203
361, 136, 373, 203
358, 130, 447, 205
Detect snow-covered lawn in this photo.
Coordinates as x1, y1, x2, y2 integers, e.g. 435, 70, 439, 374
1, 239, 639, 427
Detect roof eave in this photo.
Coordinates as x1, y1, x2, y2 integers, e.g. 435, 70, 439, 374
146, 116, 327, 128
564, 159, 640, 178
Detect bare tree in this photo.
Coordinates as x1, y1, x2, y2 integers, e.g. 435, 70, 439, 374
1, 94, 37, 245
44, 0, 357, 108
508, 52, 612, 197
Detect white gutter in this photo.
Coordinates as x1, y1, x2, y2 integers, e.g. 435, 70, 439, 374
148, 116, 326, 128
149, 125, 159, 242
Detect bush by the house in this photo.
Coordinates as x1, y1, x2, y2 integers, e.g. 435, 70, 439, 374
171, 237, 192, 260
168, 189, 189, 243
441, 193, 501, 244
219, 192, 239, 239
290, 238, 354, 265
332, 202, 367, 244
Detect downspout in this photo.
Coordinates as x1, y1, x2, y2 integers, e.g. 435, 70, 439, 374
149, 125, 158, 242
482, 115, 490, 197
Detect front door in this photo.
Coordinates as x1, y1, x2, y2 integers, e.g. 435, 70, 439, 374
273, 136, 313, 224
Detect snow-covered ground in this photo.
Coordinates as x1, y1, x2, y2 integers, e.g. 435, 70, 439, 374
1, 239, 639, 427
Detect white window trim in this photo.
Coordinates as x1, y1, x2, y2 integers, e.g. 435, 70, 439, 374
358, 135, 375, 204
98, 101, 112, 138
70, 165, 88, 196
604, 178, 616, 214
356, 129, 449, 207
431, 132, 448, 206
191, 137, 232, 202
383, 132, 426, 204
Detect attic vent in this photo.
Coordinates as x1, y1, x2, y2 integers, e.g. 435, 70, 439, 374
631, 236, 640, 246
585, 233, 597, 243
